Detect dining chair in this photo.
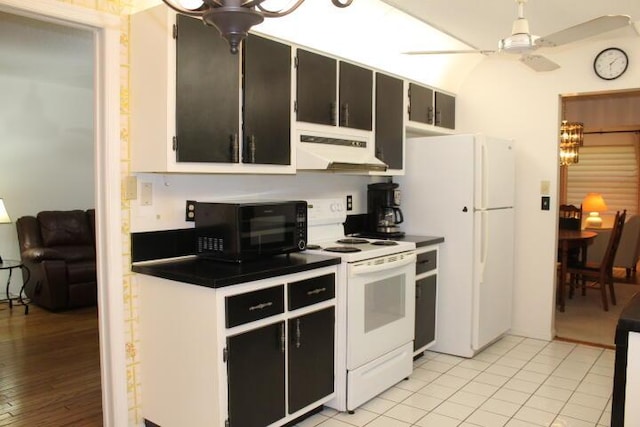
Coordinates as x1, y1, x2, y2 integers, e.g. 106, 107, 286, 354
559, 204, 583, 230
567, 210, 626, 311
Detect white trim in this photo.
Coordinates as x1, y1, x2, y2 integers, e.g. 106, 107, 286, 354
0, 1, 127, 426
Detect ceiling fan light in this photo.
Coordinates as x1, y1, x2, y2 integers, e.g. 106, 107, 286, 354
498, 33, 538, 53
178, 0, 204, 10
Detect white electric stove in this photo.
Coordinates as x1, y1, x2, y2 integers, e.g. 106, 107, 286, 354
304, 199, 416, 412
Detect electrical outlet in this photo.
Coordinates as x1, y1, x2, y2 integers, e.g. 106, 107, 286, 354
140, 182, 152, 206
185, 200, 196, 222
346, 195, 353, 211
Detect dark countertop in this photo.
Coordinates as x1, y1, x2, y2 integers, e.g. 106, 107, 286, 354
132, 253, 341, 289
395, 235, 445, 248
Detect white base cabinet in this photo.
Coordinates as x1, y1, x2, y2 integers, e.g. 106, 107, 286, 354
138, 265, 337, 427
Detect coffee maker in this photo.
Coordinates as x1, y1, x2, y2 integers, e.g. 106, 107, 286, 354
367, 182, 405, 237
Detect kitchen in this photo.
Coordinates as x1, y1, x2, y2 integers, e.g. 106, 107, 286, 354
2, 0, 640, 426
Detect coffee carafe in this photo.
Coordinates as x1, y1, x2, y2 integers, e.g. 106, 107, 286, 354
367, 182, 405, 237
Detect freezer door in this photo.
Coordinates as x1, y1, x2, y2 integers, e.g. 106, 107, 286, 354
476, 136, 515, 210
473, 208, 514, 351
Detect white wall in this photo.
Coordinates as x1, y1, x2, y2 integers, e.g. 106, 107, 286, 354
456, 35, 640, 340
0, 14, 94, 294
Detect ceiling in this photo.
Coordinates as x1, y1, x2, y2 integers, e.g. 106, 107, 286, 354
380, 0, 640, 52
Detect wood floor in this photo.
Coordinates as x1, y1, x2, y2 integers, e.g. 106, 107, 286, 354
0, 303, 102, 426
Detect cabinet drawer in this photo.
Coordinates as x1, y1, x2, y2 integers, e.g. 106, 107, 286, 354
288, 274, 335, 310
226, 285, 285, 328
416, 250, 437, 275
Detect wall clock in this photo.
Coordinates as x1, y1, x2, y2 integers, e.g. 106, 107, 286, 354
593, 47, 628, 80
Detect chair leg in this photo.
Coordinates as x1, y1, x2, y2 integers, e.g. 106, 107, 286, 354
609, 278, 617, 306
600, 273, 609, 311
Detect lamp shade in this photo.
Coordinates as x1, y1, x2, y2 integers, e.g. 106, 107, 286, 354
0, 199, 10, 224
582, 193, 607, 213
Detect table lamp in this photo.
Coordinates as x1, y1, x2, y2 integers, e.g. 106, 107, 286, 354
0, 198, 11, 263
582, 193, 607, 228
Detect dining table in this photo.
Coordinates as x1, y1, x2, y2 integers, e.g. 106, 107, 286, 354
557, 229, 598, 312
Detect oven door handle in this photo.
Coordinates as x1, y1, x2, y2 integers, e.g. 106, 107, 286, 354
350, 253, 416, 276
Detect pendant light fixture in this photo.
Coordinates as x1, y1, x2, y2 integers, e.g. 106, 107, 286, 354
161, 0, 354, 54
559, 119, 584, 166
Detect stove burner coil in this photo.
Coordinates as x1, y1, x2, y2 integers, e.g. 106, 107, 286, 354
371, 240, 399, 246
324, 246, 362, 253
336, 238, 369, 245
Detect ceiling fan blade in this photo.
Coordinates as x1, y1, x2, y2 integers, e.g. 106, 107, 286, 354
520, 54, 560, 72
403, 49, 495, 55
536, 15, 632, 47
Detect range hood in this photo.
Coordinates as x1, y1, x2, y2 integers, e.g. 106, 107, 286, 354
295, 127, 388, 172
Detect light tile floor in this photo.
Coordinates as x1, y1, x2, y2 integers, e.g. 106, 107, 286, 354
296, 336, 615, 427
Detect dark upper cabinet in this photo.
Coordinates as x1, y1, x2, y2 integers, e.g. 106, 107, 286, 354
435, 91, 456, 129
296, 49, 373, 131
339, 62, 373, 131
175, 13, 239, 163
414, 275, 437, 351
175, 17, 291, 166
288, 307, 335, 414
408, 83, 434, 125
296, 49, 337, 126
243, 34, 291, 165
375, 73, 404, 170
227, 322, 286, 427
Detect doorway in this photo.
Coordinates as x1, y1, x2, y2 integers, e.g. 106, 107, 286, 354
0, 0, 125, 424
556, 89, 640, 347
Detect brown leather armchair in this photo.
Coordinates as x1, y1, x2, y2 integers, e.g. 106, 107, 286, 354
16, 209, 97, 311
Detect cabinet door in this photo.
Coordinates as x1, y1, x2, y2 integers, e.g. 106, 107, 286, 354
288, 307, 335, 414
243, 35, 291, 165
296, 49, 336, 126
339, 62, 373, 130
414, 275, 437, 351
375, 73, 404, 170
227, 322, 285, 427
175, 14, 240, 163
408, 83, 434, 125
435, 91, 456, 129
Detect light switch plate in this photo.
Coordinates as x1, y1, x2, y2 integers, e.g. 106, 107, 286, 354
540, 180, 550, 195
123, 176, 137, 200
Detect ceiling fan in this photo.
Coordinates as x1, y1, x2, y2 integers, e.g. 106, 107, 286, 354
405, 0, 633, 72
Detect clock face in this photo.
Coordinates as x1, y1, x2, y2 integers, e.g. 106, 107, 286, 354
593, 48, 628, 80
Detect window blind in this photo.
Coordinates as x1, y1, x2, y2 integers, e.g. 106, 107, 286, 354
566, 138, 639, 217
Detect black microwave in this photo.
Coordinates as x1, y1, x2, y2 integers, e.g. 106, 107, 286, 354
194, 201, 307, 262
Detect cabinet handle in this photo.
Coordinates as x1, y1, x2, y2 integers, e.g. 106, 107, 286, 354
279, 323, 286, 354
230, 133, 239, 163
340, 103, 349, 127
295, 319, 301, 349
249, 135, 256, 163
427, 106, 434, 125
435, 110, 441, 126
330, 102, 337, 126
416, 285, 422, 299
248, 301, 273, 311
306, 287, 326, 296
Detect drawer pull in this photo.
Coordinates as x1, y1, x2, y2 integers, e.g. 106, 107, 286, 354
249, 302, 273, 311
306, 287, 327, 296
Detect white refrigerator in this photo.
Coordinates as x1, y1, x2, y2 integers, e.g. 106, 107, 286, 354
397, 134, 515, 358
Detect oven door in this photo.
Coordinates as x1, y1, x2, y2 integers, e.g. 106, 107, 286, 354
346, 251, 416, 370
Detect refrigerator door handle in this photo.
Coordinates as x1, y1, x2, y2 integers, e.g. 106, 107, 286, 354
481, 142, 488, 209
480, 211, 488, 282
